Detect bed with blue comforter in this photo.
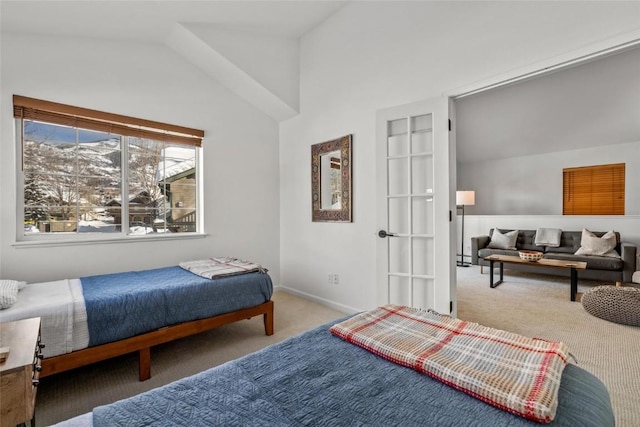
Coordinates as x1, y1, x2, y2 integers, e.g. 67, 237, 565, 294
58, 318, 614, 427
82, 266, 272, 346
39, 265, 273, 380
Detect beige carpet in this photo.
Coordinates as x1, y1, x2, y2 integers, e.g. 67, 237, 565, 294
456, 266, 640, 427
36, 273, 639, 426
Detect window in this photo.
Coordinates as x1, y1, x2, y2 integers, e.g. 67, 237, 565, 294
563, 163, 625, 215
15, 95, 204, 240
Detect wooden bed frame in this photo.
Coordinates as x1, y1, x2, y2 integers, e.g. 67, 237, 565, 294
40, 300, 274, 381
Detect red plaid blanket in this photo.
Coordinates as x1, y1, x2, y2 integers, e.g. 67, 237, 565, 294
329, 305, 569, 423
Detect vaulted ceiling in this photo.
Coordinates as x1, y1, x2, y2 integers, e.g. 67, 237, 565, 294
3, 1, 639, 160
455, 44, 640, 163
1, 1, 347, 121
0, 1, 345, 40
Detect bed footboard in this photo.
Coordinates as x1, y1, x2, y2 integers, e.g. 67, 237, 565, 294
41, 300, 274, 381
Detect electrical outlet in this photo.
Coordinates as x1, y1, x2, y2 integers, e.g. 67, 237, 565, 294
333, 274, 340, 285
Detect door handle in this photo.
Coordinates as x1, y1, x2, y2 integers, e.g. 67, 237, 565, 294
378, 230, 397, 238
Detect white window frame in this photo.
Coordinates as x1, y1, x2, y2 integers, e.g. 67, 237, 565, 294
14, 118, 205, 246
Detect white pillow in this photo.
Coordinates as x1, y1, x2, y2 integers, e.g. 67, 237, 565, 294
0, 281, 19, 309
487, 229, 519, 250
574, 229, 620, 258
0, 279, 27, 290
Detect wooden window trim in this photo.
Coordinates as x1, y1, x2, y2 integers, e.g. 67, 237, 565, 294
13, 95, 203, 147
563, 163, 625, 215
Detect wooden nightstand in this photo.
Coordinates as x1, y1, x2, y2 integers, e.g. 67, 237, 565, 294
0, 317, 43, 427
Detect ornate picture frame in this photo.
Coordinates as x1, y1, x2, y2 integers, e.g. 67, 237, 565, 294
311, 134, 352, 222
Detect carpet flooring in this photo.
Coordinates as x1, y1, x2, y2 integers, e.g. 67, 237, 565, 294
35, 269, 639, 426
456, 266, 640, 427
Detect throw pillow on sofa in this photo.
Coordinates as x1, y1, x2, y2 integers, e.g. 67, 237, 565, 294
487, 229, 518, 250
574, 228, 620, 258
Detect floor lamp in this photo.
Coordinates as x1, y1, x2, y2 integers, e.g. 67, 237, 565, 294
456, 190, 475, 267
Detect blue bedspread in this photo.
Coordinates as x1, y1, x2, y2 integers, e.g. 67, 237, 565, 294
92, 319, 614, 427
81, 266, 272, 346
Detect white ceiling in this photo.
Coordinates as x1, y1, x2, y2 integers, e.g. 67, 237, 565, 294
455, 45, 640, 164
3, 1, 639, 159
1, 1, 347, 121
0, 1, 347, 41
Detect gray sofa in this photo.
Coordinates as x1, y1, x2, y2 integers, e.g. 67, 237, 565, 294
471, 229, 637, 283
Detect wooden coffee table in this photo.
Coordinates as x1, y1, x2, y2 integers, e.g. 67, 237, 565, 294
484, 255, 587, 301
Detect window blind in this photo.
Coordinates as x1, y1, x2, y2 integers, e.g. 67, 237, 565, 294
13, 95, 204, 147
563, 163, 625, 215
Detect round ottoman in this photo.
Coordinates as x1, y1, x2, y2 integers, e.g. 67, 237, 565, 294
582, 285, 640, 326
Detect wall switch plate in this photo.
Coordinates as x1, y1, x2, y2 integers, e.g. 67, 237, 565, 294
333, 274, 340, 285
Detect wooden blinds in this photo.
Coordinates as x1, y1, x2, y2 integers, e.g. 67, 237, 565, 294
13, 95, 204, 147
563, 163, 625, 215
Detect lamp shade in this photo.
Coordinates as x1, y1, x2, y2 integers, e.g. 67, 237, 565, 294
456, 190, 475, 206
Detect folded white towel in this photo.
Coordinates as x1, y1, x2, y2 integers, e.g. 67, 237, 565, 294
535, 228, 562, 247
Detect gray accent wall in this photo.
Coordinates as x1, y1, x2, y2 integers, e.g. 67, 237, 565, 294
458, 140, 640, 215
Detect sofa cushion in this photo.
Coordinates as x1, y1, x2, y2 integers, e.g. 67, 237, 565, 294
517, 230, 545, 251
544, 231, 581, 254
574, 229, 620, 258
487, 229, 518, 250
542, 253, 624, 271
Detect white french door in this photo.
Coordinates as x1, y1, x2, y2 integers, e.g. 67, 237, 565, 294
376, 97, 455, 314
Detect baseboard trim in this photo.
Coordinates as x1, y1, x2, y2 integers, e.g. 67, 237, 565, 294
274, 285, 361, 315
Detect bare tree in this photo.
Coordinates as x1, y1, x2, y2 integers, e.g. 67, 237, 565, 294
128, 138, 163, 204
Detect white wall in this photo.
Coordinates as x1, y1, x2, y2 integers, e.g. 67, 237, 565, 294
0, 33, 281, 284
458, 141, 640, 215
280, 1, 640, 312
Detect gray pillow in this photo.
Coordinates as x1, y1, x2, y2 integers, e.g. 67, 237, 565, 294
575, 229, 620, 258
488, 229, 518, 250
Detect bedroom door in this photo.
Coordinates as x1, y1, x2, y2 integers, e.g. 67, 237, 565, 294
375, 97, 456, 314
